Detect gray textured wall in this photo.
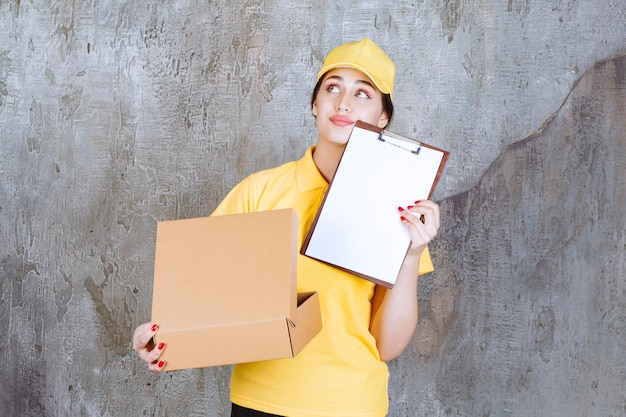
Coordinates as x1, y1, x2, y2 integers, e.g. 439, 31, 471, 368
1, 1, 625, 416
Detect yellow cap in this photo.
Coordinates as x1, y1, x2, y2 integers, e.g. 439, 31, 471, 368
317, 38, 395, 99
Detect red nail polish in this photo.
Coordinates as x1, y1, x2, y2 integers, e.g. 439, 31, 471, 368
158, 360, 165, 368
397, 206, 404, 212
151, 324, 158, 332
414, 200, 421, 204
400, 216, 406, 221
157, 342, 165, 350
407, 205, 414, 209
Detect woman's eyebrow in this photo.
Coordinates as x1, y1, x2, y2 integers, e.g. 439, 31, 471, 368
324, 74, 376, 89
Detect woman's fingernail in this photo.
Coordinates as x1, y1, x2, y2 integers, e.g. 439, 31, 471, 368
400, 216, 406, 221
157, 342, 165, 350
397, 206, 404, 212
407, 205, 414, 209
151, 324, 158, 332
157, 360, 165, 368
414, 200, 421, 204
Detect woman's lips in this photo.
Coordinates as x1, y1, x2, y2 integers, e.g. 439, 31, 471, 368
329, 115, 354, 127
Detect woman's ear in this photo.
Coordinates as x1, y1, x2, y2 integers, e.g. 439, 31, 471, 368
376, 112, 389, 128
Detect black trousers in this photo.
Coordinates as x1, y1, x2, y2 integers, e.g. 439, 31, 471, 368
231, 403, 284, 417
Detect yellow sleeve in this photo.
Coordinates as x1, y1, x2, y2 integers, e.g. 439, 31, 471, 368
418, 245, 435, 275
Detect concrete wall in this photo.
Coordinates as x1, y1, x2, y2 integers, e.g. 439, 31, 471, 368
1, 1, 624, 416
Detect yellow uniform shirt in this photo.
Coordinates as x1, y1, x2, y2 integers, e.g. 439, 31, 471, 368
211, 147, 434, 417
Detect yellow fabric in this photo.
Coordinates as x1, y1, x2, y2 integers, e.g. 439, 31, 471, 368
211, 147, 434, 417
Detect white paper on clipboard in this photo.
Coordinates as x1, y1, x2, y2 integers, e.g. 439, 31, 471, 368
301, 120, 449, 287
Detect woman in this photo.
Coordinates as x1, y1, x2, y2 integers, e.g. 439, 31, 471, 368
133, 38, 440, 417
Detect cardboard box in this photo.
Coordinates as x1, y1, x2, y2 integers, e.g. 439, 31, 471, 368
150, 208, 322, 371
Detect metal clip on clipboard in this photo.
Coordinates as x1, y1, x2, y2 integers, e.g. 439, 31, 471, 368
377, 131, 422, 155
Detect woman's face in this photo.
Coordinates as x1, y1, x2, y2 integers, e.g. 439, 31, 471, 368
312, 67, 389, 147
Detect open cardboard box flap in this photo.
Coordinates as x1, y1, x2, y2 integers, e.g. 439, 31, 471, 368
150, 209, 322, 371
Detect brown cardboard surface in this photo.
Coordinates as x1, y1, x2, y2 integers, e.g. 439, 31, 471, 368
150, 209, 322, 371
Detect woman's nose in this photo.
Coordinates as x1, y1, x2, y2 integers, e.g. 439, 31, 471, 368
336, 95, 350, 112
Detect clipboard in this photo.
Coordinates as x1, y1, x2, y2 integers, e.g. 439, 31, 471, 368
300, 120, 450, 288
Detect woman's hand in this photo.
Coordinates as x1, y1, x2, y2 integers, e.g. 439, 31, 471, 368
398, 200, 440, 255
132, 322, 166, 371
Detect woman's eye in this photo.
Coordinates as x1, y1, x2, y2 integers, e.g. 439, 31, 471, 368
326, 85, 340, 93
355, 90, 371, 99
